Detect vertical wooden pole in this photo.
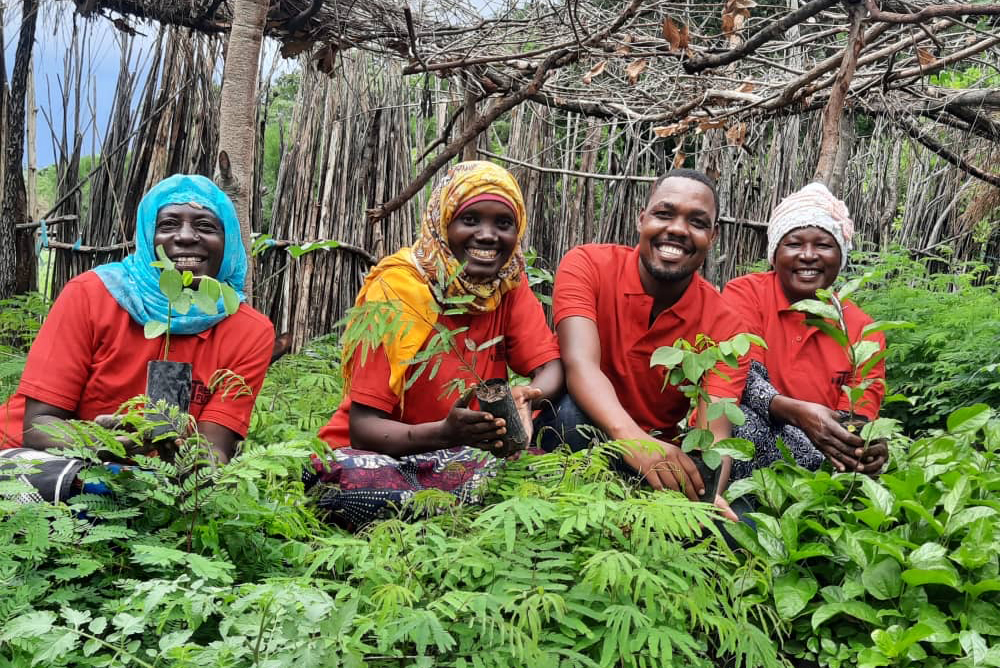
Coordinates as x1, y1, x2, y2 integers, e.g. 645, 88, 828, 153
217, 0, 268, 301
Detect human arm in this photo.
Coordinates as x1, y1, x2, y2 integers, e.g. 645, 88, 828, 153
348, 392, 507, 458
557, 315, 705, 500
511, 359, 563, 440
769, 396, 886, 473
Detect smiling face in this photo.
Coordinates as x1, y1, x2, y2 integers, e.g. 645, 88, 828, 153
773, 226, 842, 303
152, 203, 225, 280
636, 177, 718, 290
446, 199, 518, 282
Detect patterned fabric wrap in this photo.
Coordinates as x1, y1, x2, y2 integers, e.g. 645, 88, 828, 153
730, 360, 826, 480
765, 182, 854, 270
0, 448, 86, 503
304, 446, 505, 529
411, 160, 527, 313
93, 174, 247, 335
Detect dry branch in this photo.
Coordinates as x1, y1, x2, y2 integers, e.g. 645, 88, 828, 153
896, 114, 1000, 188
814, 5, 865, 184
865, 0, 1000, 23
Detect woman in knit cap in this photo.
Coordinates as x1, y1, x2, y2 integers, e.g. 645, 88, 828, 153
722, 182, 887, 480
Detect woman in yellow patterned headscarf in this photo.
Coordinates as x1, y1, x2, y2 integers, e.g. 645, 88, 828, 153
339, 160, 532, 405
313, 161, 562, 528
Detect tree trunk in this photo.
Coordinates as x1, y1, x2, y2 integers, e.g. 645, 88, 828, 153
1, 0, 38, 298
813, 4, 864, 185
217, 0, 268, 300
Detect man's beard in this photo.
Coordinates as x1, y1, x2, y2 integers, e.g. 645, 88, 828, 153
640, 252, 697, 283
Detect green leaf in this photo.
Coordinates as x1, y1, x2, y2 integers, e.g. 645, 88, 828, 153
860, 477, 894, 517
947, 506, 996, 536
901, 568, 960, 588
159, 269, 184, 301
968, 601, 1000, 636
861, 558, 902, 600
0, 611, 56, 641
804, 318, 850, 347
774, 570, 818, 619
909, 542, 948, 569
947, 404, 992, 433
192, 289, 219, 315
851, 340, 882, 371
721, 400, 746, 426
837, 276, 865, 301
811, 601, 880, 630
701, 448, 722, 469
681, 428, 713, 453
476, 335, 504, 352
144, 320, 168, 339
711, 438, 754, 461
221, 284, 240, 315
791, 299, 841, 321
172, 294, 192, 315
860, 320, 915, 337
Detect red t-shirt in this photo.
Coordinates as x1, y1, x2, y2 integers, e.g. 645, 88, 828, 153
319, 276, 560, 448
0, 271, 275, 448
722, 271, 885, 419
553, 244, 749, 437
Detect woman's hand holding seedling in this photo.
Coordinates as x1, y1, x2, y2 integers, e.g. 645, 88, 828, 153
94, 413, 187, 461
771, 396, 886, 473
442, 386, 508, 453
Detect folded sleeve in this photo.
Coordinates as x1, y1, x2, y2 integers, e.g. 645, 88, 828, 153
503, 278, 561, 376
553, 247, 599, 325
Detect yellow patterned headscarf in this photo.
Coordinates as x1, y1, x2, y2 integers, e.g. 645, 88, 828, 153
412, 160, 527, 313
342, 161, 527, 408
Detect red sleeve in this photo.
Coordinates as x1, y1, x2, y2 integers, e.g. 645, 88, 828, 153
198, 311, 275, 438
703, 285, 753, 401
835, 310, 886, 420
553, 247, 599, 325
503, 278, 561, 375
720, 275, 766, 367
346, 346, 399, 415
17, 279, 95, 412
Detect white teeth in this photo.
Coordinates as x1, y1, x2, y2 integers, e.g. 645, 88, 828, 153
467, 248, 498, 260
172, 256, 204, 263
797, 269, 821, 276
655, 245, 684, 259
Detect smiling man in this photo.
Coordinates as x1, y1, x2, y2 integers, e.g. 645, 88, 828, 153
546, 168, 749, 519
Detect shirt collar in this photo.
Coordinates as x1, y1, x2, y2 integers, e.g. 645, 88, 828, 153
623, 246, 647, 295
624, 245, 704, 324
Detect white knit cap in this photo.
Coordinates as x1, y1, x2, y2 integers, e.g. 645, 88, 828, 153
766, 182, 854, 270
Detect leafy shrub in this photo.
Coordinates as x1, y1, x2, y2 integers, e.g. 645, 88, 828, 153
0, 292, 47, 401
852, 250, 1000, 433
729, 404, 1000, 668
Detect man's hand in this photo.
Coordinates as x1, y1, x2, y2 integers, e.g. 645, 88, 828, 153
510, 385, 543, 443
621, 438, 705, 501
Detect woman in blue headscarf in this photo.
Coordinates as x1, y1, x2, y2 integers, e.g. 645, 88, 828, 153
0, 174, 274, 467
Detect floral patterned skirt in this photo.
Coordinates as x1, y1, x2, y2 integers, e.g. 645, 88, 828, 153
303, 446, 503, 530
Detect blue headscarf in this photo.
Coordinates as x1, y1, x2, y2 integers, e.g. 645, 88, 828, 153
93, 174, 247, 335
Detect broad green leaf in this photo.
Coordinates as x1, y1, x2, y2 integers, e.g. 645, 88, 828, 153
681, 428, 713, 453
804, 318, 850, 347
476, 335, 504, 352
968, 601, 1000, 636
790, 299, 840, 321
722, 400, 746, 426
861, 320, 915, 337
706, 400, 726, 421
909, 542, 948, 569
811, 600, 880, 629
837, 276, 865, 301
947, 506, 996, 536
872, 623, 934, 658
861, 476, 895, 517
192, 289, 219, 315
773, 570, 818, 619
861, 558, 902, 600
965, 578, 1000, 599
650, 346, 684, 369
901, 567, 960, 589
851, 340, 882, 370
221, 284, 240, 315
947, 404, 992, 433
159, 269, 183, 301
959, 630, 988, 666
144, 320, 168, 339
172, 294, 192, 315
701, 448, 722, 469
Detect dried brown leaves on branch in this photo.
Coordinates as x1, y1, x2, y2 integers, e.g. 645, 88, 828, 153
73, 0, 1000, 183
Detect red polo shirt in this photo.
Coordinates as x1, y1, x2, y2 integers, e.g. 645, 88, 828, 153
319, 276, 560, 448
722, 271, 885, 419
552, 244, 749, 437
0, 271, 275, 448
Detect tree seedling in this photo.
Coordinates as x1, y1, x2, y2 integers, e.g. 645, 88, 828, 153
788, 273, 913, 424
144, 245, 240, 360
650, 332, 764, 501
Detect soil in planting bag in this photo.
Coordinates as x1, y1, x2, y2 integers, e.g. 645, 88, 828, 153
475, 378, 528, 457
145, 360, 192, 443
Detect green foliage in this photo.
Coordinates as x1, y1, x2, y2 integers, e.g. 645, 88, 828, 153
0, 293, 47, 402
790, 272, 912, 419
1, 364, 787, 667
261, 71, 301, 223
729, 404, 1000, 668
145, 246, 240, 360
852, 250, 1000, 432
650, 332, 764, 470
